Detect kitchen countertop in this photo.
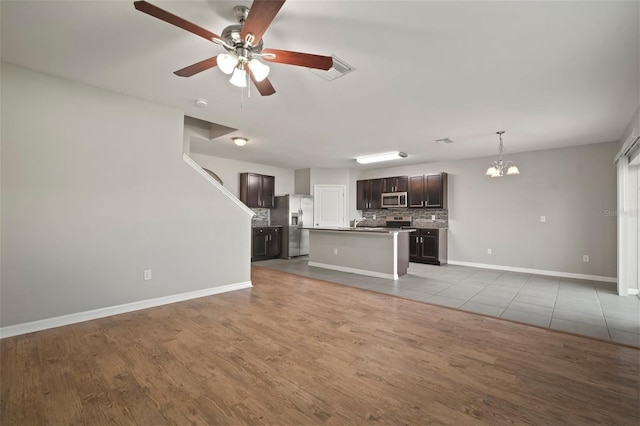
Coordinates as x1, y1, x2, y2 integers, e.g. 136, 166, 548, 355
413, 226, 448, 230
307, 227, 415, 234
354, 220, 448, 230
251, 224, 283, 228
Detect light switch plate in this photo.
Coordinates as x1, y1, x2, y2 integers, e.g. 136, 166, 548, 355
540, 215, 546, 223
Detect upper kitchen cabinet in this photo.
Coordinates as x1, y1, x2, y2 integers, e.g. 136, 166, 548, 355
382, 176, 409, 193
240, 173, 275, 209
357, 178, 383, 209
408, 172, 448, 209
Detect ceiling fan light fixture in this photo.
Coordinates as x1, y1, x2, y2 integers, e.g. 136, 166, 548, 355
248, 58, 270, 82
229, 66, 247, 88
232, 137, 248, 147
356, 151, 408, 164
217, 53, 237, 74
134, 1, 338, 97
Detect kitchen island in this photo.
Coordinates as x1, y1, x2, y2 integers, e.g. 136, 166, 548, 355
306, 227, 414, 280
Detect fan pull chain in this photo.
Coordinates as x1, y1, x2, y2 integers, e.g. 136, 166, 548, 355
247, 71, 251, 98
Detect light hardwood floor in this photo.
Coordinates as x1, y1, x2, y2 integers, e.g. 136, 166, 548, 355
1, 266, 639, 425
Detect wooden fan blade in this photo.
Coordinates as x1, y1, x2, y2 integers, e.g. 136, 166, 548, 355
248, 66, 276, 96
174, 57, 218, 77
134, 1, 220, 43
262, 49, 333, 70
240, 0, 286, 45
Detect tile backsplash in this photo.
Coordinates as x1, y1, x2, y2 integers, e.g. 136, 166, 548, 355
251, 207, 447, 228
251, 208, 270, 226
358, 208, 448, 229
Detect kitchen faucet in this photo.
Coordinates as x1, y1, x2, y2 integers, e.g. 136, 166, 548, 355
352, 218, 365, 228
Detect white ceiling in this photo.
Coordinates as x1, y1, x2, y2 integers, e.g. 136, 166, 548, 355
2, 1, 638, 169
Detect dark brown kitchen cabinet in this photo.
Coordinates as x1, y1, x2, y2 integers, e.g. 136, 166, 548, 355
240, 173, 275, 208
251, 226, 281, 261
356, 178, 382, 209
408, 172, 448, 209
409, 228, 447, 265
382, 176, 409, 193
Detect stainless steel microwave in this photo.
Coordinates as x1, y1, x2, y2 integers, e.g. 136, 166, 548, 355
381, 192, 408, 208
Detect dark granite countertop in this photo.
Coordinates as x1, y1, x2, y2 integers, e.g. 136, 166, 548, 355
306, 227, 415, 234
412, 225, 448, 230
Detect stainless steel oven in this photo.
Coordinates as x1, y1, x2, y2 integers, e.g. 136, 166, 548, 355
381, 192, 407, 208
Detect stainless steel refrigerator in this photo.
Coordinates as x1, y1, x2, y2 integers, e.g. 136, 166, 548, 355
271, 195, 314, 258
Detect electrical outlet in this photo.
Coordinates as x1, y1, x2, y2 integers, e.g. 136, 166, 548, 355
373, 214, 376, 219
583, 255, 590, 262
144, 269, 152, 280
431, 215, 436, 220
487, 248, 492, 254
334, 248, 338, 255
540, 216, 546, 223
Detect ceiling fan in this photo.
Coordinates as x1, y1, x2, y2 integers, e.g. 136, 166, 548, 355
133, 0, 334, 96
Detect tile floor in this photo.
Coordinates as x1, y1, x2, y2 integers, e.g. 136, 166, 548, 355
256, 258, 640, 348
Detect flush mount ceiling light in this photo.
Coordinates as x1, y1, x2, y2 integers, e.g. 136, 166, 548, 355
356, 151, 408, 164
232, 137, 248, 147
486, 131, 520, 177
194, 98, 208, 108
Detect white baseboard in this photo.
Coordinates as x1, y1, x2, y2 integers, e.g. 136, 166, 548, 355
308, 261, 398, 280
628, 289, 639, 296
447, 260, 617, 283
0, 281, 253, 339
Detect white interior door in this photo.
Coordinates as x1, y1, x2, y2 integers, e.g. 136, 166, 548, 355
313, 185, 346, 228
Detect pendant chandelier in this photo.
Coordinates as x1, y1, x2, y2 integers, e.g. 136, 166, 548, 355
486, 131, 520, 177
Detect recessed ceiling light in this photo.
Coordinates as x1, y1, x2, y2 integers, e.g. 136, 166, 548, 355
355, 151, 408, 164
232, 137, 248, 147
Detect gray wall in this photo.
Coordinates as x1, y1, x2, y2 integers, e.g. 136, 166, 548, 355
1, 63, 253, 327
189, 153, 295, 198
294, 168, 311, 195
360, 142, 619, 278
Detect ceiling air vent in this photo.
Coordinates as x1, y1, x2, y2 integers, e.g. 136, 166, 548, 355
435, 138, 454, 144
308, 55, 355, 81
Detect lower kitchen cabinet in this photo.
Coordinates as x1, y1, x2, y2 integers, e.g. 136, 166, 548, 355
409, 228, 447, 265
252, 226, 281, 261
